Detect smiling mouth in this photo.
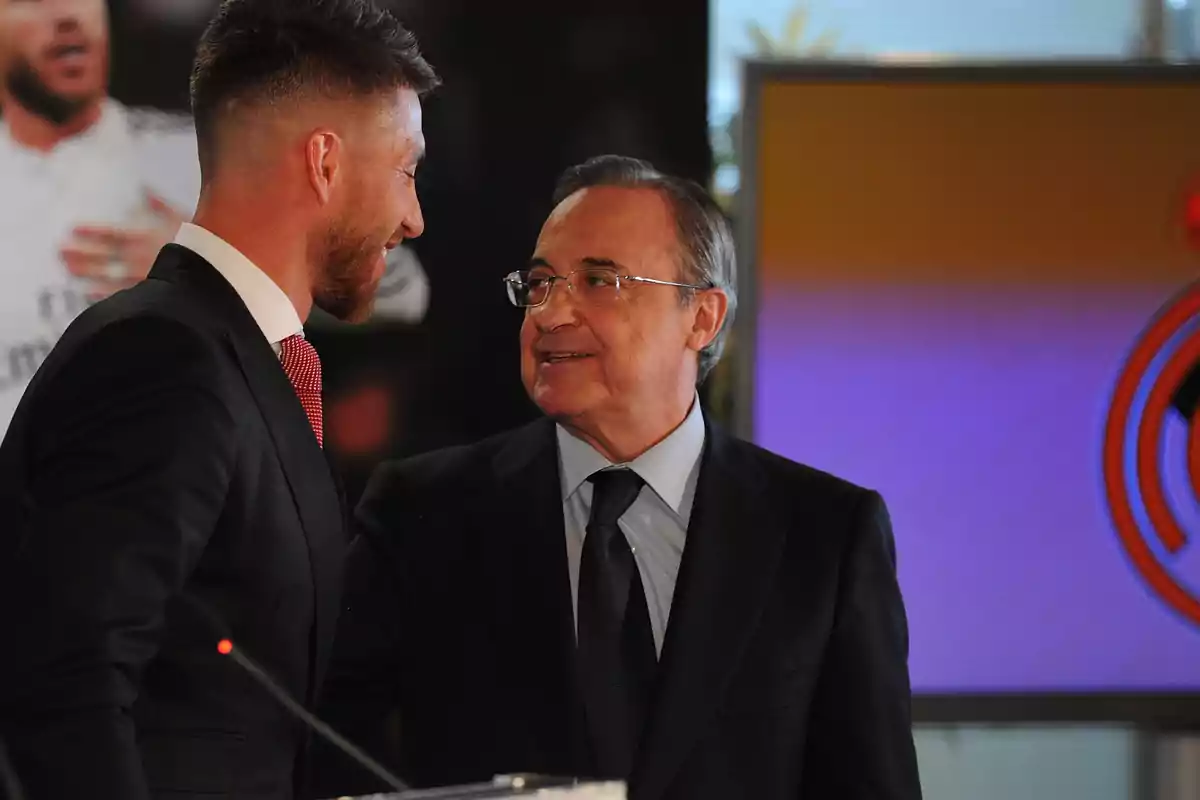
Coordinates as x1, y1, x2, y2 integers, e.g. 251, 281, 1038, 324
48, 43, 89, 60
540, 352, 593, 364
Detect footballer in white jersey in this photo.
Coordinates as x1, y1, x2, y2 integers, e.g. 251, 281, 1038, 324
0, 0, 429, 433
0, 99, 198, 429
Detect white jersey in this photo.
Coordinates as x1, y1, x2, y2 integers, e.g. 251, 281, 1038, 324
0, 99, 200, 432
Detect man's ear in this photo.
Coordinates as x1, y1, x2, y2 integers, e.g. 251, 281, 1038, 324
305, 129, 342, 205
687, 288, 729, 354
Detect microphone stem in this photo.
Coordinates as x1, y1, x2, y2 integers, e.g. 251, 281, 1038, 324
0, 736, 26, 800
226, 647, 408, 794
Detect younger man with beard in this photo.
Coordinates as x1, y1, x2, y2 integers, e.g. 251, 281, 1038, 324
0, 0, 434, 434
0, 1, 436, 799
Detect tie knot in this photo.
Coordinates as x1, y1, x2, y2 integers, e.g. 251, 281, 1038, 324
588, 469, 644, 528
280, 334, 321, 393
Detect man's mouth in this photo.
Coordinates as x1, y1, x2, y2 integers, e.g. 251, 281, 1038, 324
48, 43, 89, 61
540, 352, 593, 364
46, 43, 92, 74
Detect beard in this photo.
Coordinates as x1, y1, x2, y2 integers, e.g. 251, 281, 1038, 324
5, 57, 92, 126
313, 221, 384, 324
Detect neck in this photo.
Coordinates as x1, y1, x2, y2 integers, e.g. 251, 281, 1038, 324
563, 385, 696, 463
191, 187, 314, 322
2, 98, 103, 151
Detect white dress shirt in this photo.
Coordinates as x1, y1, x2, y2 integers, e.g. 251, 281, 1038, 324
0, 99, 200, 432
556, 396, 706, 655
173, 222, 302, 354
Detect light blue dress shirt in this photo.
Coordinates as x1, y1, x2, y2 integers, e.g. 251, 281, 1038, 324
555, 396, 706, 655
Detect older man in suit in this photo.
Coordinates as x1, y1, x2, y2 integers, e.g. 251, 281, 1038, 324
0, 1, 436, 798
314, 155, 922, 800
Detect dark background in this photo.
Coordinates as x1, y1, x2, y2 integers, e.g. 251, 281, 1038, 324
107, 0, 712, 502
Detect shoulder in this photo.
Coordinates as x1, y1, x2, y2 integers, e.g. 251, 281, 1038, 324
17, 307, 236, 445
120, 104, 196, 143
40, 287, 232, 398
711, 432, 897, 593
362, 422, 535, 509
93, 304, 225, 356
63, 310, 220, 373
713, 426, 886, 547
356, 420, 555, 543
719, 429, 875, 505
83, 273, 224, 342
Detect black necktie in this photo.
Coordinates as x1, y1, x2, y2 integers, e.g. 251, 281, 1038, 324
577, 468, 658, 779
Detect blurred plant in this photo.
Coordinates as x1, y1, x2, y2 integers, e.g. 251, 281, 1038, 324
745, 2, 839, 58
706, 2, 840, 426
710, 1, 840, 208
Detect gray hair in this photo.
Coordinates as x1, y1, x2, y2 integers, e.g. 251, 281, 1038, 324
550, 154, 737, 384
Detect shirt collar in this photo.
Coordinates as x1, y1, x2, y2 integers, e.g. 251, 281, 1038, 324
556, 394, 706, 515
173, 222, 302, 346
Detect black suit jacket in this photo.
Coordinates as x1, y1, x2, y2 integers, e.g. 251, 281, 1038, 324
0, 245, 346, 800
312, 417, 921, 800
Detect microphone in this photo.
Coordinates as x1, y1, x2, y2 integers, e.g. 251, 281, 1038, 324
215, 637, 409, 794
214, 641, 588, 799
179, 592, 409, 795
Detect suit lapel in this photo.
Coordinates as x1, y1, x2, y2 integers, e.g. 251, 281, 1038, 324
149, 246, 345, 700
631, 422, 787, 800
323, 447, 351, 535
490, 419, 593, 775
230, 318, 345, 703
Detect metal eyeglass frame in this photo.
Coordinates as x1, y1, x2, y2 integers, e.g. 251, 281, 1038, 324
503, 267, 710, 308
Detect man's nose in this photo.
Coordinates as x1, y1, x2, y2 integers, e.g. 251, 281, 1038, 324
402, 200, 425, 240
531, 278, 580, 330
51, 1, 82, 31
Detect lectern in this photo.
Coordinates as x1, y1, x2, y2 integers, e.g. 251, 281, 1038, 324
327, 774, 625, 800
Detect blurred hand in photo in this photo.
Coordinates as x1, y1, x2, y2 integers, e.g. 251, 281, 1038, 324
60, 190, 187, 298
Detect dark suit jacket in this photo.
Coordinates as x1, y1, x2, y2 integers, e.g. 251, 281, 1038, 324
0, 245, 346, 800
311, 416, 921, 800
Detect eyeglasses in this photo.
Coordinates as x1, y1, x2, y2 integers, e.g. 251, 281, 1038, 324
503, 266, 709, 308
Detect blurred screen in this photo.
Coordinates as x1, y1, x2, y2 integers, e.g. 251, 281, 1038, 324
744, 68, 1200, 692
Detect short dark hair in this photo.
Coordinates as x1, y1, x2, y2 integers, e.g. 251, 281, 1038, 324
190, 0, 439, 172
551, 155, 737, 384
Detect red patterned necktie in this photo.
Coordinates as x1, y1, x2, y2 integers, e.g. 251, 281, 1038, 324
279, 333, 323, 447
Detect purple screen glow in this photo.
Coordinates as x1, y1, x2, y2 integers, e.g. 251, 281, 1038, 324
754, 283, 1200, 692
